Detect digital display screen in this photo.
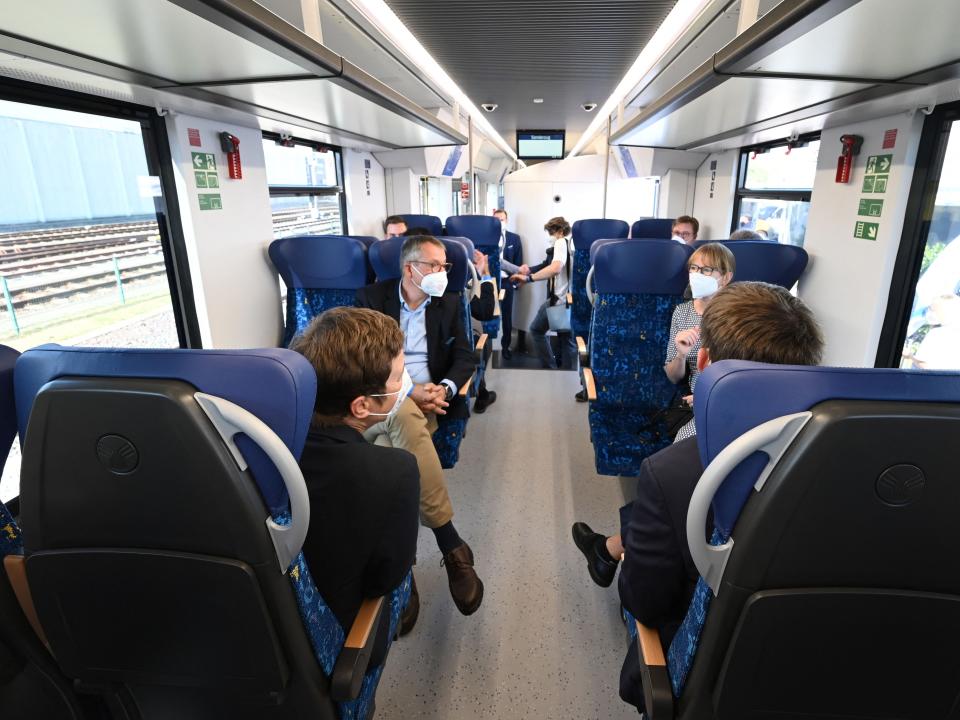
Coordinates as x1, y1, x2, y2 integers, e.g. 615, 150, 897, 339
517, 130, 565, 159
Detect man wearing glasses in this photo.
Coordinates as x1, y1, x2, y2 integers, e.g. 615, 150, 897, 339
356, 236, 484, 618
671, 215, 700, 245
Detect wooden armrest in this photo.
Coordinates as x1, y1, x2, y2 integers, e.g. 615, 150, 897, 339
332, 596, 385, 701
634, 620, 674, 719
475, 333, 488, 352
459, 372, 475, 397
4, 555, 50, 650
566, 292, 573, 305
576, 336, 587, 355
582, 367, 597, 401
493, 304, 501, 318
498, 288, 505, 301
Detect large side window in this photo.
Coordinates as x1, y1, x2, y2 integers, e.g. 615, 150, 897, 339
262, 135, 346, 238
879, 104, 960, 371
0, 86, 196, 503
733, 135, 820, 246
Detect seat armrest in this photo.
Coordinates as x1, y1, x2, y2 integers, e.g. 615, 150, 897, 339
582, 368, 597, 401
475, 334, 488, 352
498, 288, 505, 301
576, 336, 589, 368
635, 620, 674, 719
459, 372, 475, 397
331, 596, 385, 701
5, 555, 50, 650
566, 292, 573, 305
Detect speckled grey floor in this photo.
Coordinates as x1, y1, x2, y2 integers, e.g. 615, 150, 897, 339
376, 369, 639, 720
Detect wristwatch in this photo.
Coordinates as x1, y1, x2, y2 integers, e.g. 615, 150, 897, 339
527, 274, 534, 282
444, 385, 455, 402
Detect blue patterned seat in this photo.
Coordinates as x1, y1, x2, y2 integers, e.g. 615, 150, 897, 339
269, 235, 370, 346
571, 219, 629, 342
15, 346, 409, 720
586, 240, 691, 476
692, 239, 809, 287
630, 218, 674, 239
638, 362, 960, 718
445, 215, 502, 340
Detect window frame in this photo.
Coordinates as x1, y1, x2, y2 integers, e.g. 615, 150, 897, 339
875, 102, 960, 368
261, 132, 348, 235
0, 76, 200, 347
731, 132, 821, 237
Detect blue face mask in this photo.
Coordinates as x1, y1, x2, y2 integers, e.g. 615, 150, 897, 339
689, 272, 720, 299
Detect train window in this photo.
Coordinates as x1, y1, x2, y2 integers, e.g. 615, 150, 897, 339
898, 119, 960, 370
0, 89, 195, 502
733, 136, 820, 246
262, 136, 346, 238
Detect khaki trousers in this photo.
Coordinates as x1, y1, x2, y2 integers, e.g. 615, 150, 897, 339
363, 396, 453, 528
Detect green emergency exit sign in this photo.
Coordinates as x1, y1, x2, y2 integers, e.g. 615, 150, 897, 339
854, 221, 879, 241
857, 198, 884, 217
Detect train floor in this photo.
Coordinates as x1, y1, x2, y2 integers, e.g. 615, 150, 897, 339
376, 367, 639, 720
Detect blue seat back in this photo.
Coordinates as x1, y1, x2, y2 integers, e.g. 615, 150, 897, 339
693, 240, 808, 287
445, 216, 502, 338
397, 214, 442, 236
369, 237, 469, 291
667, 362, 960, 700
587, 240, 692, 475
631, 218, 674, 239
571, 220, 629, 339
268, 235, 369, 346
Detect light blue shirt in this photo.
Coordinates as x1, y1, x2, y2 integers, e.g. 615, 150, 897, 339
398, 284, 457, 396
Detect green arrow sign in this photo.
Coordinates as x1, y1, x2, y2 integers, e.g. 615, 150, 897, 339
854, 221, 879, 241
865, 154, 893, 175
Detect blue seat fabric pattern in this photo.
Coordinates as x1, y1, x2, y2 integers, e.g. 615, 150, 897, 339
571, 219, 629, 340
432, 418, 466, 469
287, 288, 357, 346
444, 216, 502, 339
664, 362, 960, 699
588, 293, 679, 475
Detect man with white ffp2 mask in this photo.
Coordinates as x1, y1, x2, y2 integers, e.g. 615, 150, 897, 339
356, 235, 484, 618
663, 242, 736, 441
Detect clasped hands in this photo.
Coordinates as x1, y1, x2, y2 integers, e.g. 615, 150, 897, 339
410, 382, 449, 415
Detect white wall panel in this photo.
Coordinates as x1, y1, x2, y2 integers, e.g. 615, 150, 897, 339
343, 149, 386, 238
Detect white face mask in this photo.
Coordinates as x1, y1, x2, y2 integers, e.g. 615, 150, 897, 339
412, 264, 449, 297
689, 272, 720, 299
367, 368, 413, 419
672, 235, 687, 244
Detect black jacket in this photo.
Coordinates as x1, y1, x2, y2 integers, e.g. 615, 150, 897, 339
503, 230, 523, 269
299, 424, 419, 635
469, 280, 496, 322
619, 436, 706, 648
356, 278, 476, 420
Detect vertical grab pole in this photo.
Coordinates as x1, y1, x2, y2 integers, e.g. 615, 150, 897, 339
468, 116, 476, 215
602, 117, 612, 219
113, 257, 126, 304
0, 276, 19, 336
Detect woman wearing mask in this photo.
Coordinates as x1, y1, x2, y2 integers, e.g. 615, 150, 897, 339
510, 216, 575, 369
663, 242, 735, 440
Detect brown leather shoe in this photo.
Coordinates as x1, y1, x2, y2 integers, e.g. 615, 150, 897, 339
441, 543, 483, 615
397, 574, 419, 637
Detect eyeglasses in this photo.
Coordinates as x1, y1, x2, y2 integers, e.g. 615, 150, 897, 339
410, 259, 452, 273
689, 263, 719, 275
675, 230, 694, 239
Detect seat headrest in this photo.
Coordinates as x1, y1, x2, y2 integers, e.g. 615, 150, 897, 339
444, 215, 501, 248
572, 219, 630, 250
590, 237, 638, 265
368, 237, 470, 291
693, 240, 808, 287
347, 235, 378, 247
268, 236, 368, 290
15, 346, 317, 516
631, 218, 674, 239
593, 239, 692, 295
0, 345, 20, 478
695, 361, 960, 536
398, 214, 443, 236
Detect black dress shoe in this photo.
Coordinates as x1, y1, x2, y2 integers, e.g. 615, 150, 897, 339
501, 347, 512, 360
442, 543, 483, 615
575, 389, 588, 402
473, 390, 496, 414
571, 522, 618, 588
398, 573, 419, 637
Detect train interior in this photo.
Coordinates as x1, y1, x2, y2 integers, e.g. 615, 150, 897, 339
1, 0, 960, 718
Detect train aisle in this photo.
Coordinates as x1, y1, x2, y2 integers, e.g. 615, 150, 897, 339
376, 368, 638, 720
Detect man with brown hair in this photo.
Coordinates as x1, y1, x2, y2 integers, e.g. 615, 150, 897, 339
356, 235, 484, 616
672, 215, 700, 245
383, 215, 407, 239
290, 306, 420, 648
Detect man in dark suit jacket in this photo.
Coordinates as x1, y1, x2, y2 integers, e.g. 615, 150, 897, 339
570, 282, 826, 712
355, 235, 484, 617
290, 306, 420, 656
493, 209, 526, 357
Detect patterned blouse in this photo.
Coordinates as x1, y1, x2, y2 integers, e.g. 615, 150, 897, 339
665, 301, 702, 443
